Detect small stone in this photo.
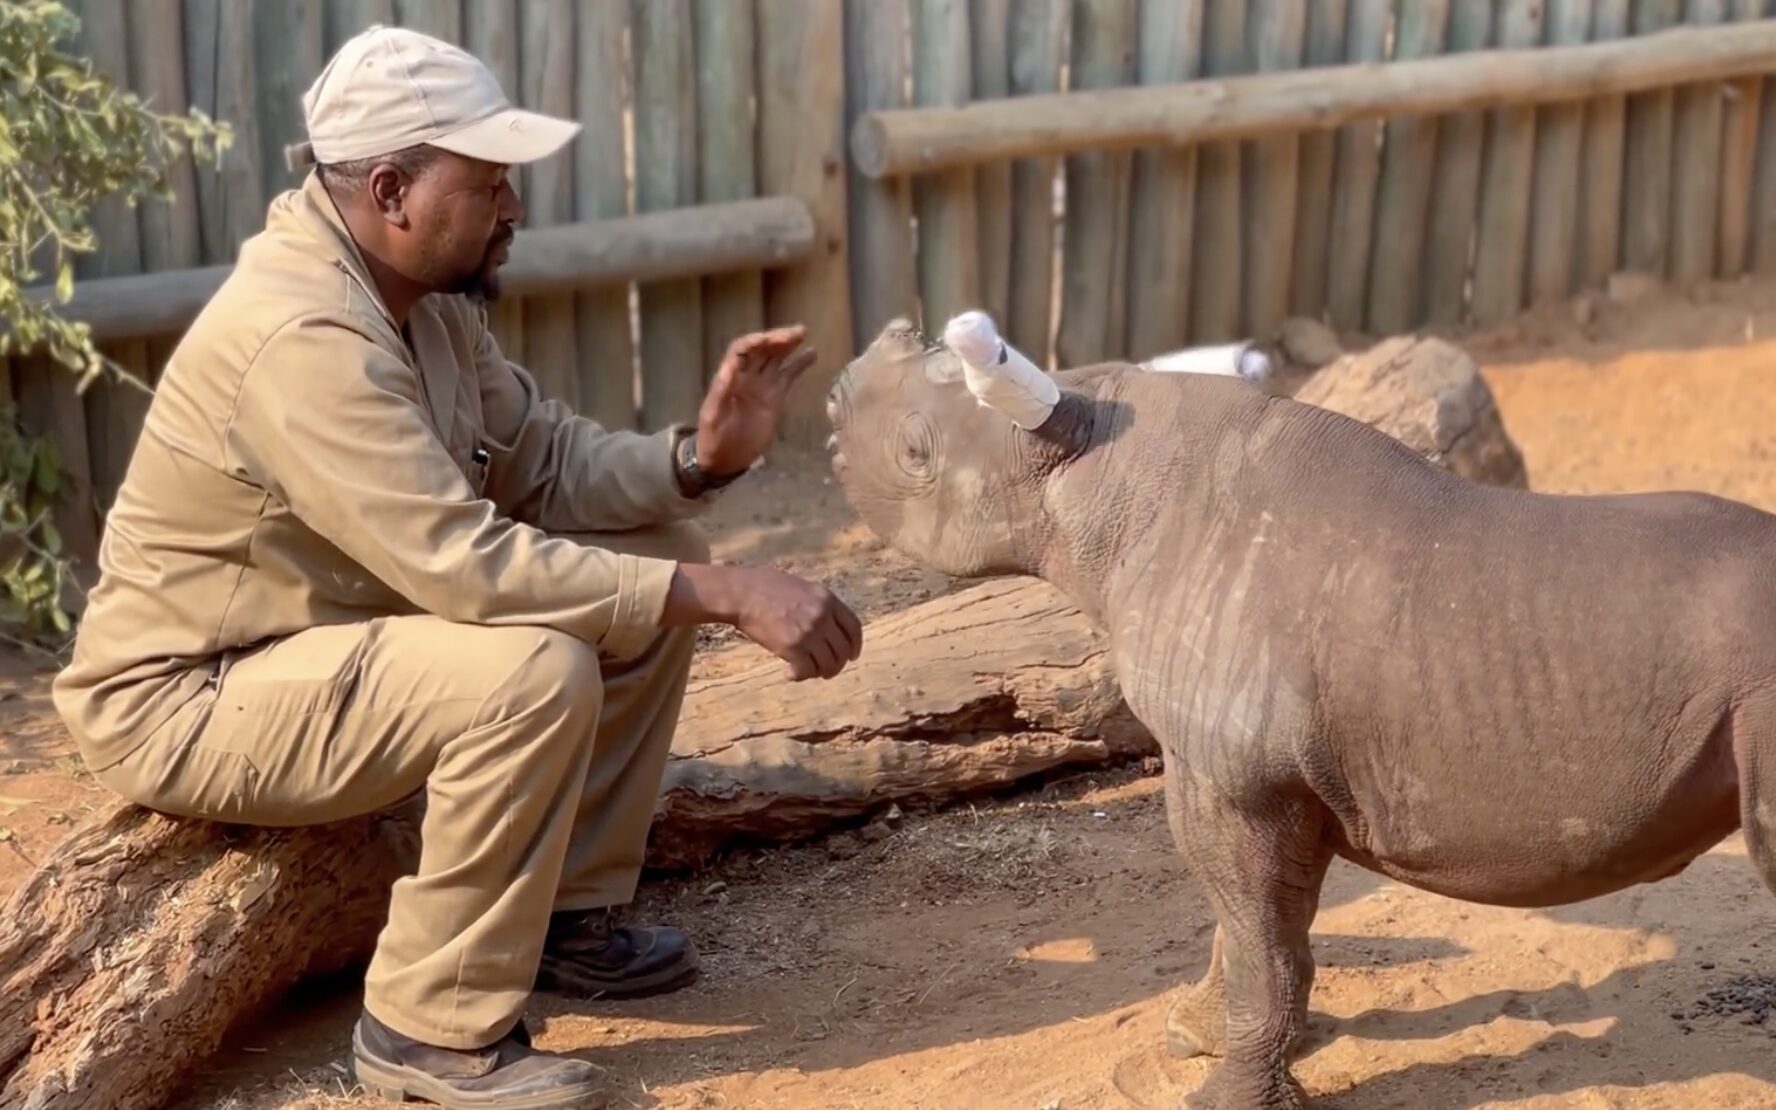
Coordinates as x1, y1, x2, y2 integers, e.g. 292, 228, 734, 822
1741, 1011, 1763, 1025
826, 835, 861, 861
883, 803, 905, 829
703, 881, 728, 896
1701, 961, 1718, 971
1571, 294, 1598, 327
860, 822, 892, 843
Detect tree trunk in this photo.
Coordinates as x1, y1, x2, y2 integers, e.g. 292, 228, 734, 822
0, 333, 1525, 1108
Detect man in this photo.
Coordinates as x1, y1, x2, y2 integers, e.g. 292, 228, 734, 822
52, 24, 861, 1110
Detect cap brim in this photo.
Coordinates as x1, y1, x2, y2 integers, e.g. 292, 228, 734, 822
428, 107, 580, 166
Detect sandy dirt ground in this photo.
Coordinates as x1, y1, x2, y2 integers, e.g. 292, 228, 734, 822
10, 275, 1776, 1109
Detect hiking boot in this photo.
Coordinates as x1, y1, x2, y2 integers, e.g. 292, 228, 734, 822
351, 1010, 607, 1110
534, 907, 700, 999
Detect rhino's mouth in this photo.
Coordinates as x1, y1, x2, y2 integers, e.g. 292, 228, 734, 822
824, 372, 852, 474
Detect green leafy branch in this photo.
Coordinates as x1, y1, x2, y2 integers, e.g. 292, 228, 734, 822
0, 0, 230, 647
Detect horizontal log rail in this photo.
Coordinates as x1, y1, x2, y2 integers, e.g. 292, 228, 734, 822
851, 21, 1776, 178
24, 196, 815, 342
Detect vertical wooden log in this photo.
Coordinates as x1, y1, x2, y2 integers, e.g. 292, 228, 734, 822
127, 0, 208, 509
1189, 0, 1248, 343
518, 1, 580, 409
1469, 0, 1545, 327
574, 0, 638, 430
1669, 0, 1728, 284
1528, 0, 1594, 305
130, 0, 205, 275
1124, 0, 1203, 359
184, 0, 265, 261
465, 0, 527, 364
1622, 0, 1683, 275
972, 0, 1015, 328
1577, 0, 1631, 287
1288, 0, 1349, 320
1423, 0, 1494, 326
630, 0, 703, 429
1004, 0, 1068, 362
1716, 0, 1765, 279
1057, 0, 1137, 364
395, 0, 463, 41
253, 1, 326, 202
69, 0, 150, 515
1366, 0, 1449, 335
1324, 0, 1390, 333
844, 0, 919, 348
757, 0, 853, 444
1756, 50, 1776, 272
695, 0, 765, 378
326, 0, 395, 49
1242, 0, 1306, 338
913, 0, 982, 330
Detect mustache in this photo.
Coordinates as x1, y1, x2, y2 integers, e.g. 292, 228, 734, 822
488, 224, 515, 251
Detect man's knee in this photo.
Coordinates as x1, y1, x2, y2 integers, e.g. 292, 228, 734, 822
476, 626, 604, 728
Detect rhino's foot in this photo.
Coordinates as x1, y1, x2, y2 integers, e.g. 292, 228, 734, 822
1178, 1063, 1309, 1110
1165, 927, 1228, 1059
1164, 985, 1226, 1059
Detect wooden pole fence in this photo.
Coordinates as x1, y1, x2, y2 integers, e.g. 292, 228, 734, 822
24, 197, 816, 344
850, 20, 1776, 178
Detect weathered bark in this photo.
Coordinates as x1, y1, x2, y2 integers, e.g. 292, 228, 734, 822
0, 332, 1526, 1108
650, 576, 1145, 868
0, 800, 420, 1110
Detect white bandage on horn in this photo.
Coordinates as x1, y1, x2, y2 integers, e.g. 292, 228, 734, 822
943, 310, 1059, 430
1142, 341, 1271, 384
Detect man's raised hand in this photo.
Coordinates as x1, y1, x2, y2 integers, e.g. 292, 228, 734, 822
693, 325, 819, 478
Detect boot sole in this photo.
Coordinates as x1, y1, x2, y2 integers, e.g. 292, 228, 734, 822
351, 1031, 608, 1110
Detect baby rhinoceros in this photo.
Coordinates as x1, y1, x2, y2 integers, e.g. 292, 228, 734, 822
825, 313, 1776, 1109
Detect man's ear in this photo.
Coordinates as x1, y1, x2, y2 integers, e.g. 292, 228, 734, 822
366, 163, 411, 228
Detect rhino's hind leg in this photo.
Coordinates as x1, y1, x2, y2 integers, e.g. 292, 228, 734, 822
1173, 789, 1332, 1110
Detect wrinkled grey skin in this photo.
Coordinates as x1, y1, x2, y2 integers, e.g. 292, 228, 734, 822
826, 320, 1776, 1109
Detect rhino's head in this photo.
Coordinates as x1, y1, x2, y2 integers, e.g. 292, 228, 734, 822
824, 318, 1098, 579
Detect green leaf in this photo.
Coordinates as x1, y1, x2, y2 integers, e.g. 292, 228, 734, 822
39, 518, 59, 555
49, 605, 69, 633
54, 258, 71, 303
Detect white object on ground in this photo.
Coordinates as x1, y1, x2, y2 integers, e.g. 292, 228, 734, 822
943, 310, 1060, 430
1142, 341, 1271, 384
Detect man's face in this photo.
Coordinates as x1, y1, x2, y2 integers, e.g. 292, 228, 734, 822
398, 151, 523, 301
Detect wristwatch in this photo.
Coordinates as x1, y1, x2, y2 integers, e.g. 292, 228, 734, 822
673, 429, 747, 498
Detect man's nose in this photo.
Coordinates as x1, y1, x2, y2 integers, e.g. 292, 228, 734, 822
499, 178, 525, 225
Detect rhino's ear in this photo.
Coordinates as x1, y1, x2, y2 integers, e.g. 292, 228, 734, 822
943, 310, 1058, 430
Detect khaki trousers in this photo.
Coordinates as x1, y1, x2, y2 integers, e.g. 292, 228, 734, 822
95, 523, 705, 1049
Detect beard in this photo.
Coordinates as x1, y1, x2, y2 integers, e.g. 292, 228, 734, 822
443, 225, 514, 303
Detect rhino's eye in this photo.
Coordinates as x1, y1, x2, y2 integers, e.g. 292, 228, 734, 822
896, 413, 937, 482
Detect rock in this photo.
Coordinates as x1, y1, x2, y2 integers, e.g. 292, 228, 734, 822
1291, 335, 1530, 490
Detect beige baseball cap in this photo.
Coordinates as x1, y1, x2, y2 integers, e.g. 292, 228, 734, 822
286, 24, 580, 171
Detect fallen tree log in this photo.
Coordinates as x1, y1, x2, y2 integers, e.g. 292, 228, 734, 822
0, 333, 1525, 1109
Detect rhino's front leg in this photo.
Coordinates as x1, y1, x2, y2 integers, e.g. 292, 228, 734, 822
1165, 926, 1226, 1059
1171, 778, 1331, 1110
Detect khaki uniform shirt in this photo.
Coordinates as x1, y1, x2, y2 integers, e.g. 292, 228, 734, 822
54, 173, 710, 771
